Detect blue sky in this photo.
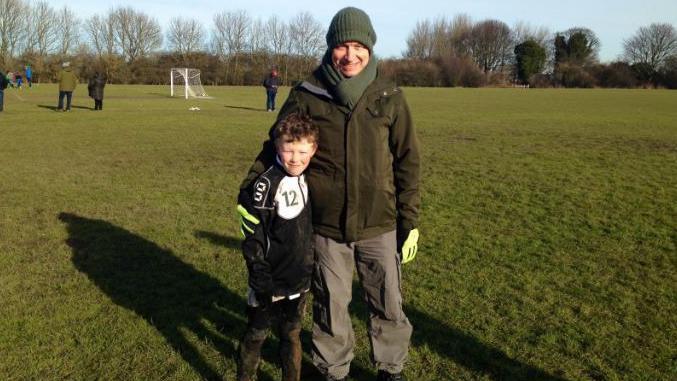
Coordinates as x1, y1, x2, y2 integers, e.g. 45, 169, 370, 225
47, 0, 677, 62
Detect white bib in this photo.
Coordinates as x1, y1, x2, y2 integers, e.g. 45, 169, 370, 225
275, 175, 308, 220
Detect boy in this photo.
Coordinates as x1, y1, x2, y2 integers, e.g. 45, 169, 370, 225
236, 113, 318, 381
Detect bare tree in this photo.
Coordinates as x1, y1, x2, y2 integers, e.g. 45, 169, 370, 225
266, 15, 287, 58
112, 7, 162, 63
624, 23, 677, 73
167, 17, 205, 57
405, 19, 433, 59
288, 12, 324, 79
84, 13, 117, 57
513, 21, 550, 46
55, 6, 80, 57
468, 19, 513, 73
448, 14, 473, 57
212, 10, 249, 83
24, 1, 57, 56
0, 0, 29, 62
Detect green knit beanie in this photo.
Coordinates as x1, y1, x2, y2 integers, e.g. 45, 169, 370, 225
326, 7, 377, 52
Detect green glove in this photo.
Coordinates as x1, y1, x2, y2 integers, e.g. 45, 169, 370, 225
237, 204, 260, 238
400, 228, 419, 264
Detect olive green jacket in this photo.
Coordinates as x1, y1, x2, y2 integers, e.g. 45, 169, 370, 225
241, 69, 420, 242
57, 68, 78, 92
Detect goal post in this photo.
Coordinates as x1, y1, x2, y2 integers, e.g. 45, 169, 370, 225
170, 68, 209, 99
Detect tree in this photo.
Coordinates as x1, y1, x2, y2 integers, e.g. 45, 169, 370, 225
514, 39, 546, 84
554, 27, 600, 66
112, 7, 162, 63
265, 15, 288, 81
0, 0, 29, 64
24, 1, 57, 56
468, 19, 513, 74
167, 17, 205, 64
623, 23, 677, 77
212, 10, 249, 84
288, 12, 324, 81
55, 6, 80, 57
405, 19, 433, 59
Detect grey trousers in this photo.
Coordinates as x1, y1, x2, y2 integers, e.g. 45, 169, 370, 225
311, 230, 412, 379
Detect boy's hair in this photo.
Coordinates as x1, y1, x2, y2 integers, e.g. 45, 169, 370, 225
273, 113, 319, 145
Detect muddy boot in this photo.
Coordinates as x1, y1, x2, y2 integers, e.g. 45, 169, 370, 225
237, 328, 267, 381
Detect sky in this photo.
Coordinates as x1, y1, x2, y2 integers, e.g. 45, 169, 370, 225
45, 0, 677, 62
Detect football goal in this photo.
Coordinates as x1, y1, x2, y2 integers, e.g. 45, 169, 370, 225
170, 68, 210, 99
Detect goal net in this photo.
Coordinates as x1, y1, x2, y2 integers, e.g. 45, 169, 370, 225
170, 68, 209, 99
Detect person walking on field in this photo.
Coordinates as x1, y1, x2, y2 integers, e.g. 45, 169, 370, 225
25, 64, 32, 88
0, 70, 9, 112
88, 72, 106, 110
238, 7, 420, 381
57, 62, 78, 112
263, 68, 281, 112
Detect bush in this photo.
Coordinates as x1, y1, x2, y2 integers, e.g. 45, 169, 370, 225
555, 63, 596, 88
436, 55, 486, 87
657, 56, 677, 89
594, 62, 639, 88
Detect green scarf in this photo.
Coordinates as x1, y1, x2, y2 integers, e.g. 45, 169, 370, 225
320, 51, 378, 109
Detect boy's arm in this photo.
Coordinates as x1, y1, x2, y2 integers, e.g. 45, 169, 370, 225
238, 180, 274, 299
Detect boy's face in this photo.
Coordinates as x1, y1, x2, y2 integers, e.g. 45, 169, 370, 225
276, 137, 317, 177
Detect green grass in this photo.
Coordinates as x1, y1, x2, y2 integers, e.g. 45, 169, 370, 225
1, 84, 675, 381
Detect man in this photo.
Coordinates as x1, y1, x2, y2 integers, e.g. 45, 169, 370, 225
263, 68, 281, 112
57, 62, 78, 112
239, 7, 420, 381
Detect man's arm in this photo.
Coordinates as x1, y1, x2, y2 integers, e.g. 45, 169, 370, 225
389, 91, 421, 262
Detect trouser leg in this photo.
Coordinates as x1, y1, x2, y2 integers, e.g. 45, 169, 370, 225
237, 305, 270, 381
58, 91, 65, 110
312, 234, 356, 379
355, 230, 412, 374
66, 92, 72, 110
278, 294, 306, 381
0, 90, 3, 111
271, 93, 276, 110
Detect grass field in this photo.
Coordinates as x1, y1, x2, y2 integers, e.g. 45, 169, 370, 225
1, 84, 675, 381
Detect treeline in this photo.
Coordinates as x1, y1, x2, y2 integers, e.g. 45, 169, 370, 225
1, 0, 676, 88
0, 0, 325, 85
391, 16, 677, 88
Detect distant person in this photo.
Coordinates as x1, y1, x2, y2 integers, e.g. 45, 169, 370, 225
15, 73, 23, 88
6, 71, 14, 88
0, 70, 9, 112
25, 64, 32, 87
263, 68, 281, 112
87, 72, 106, 110
236, 113, 318, 381
57, 62, 78, 112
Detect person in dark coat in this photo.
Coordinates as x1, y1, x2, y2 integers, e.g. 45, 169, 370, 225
263, 68, 281, 112
87, 72, 106, 110
0, 70, 9, 112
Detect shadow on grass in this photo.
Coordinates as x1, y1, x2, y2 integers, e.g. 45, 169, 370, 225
37, 104, 60, 111
405, 305, 568, 381
194, 230, 242, 251
345, 281, 567, 380
224, 105, 264, 112
59, 213, 255, 381
37, 104, 94, 111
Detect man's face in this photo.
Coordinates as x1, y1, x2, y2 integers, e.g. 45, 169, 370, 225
331, 41, 370, 77
276, 138, 317, 177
